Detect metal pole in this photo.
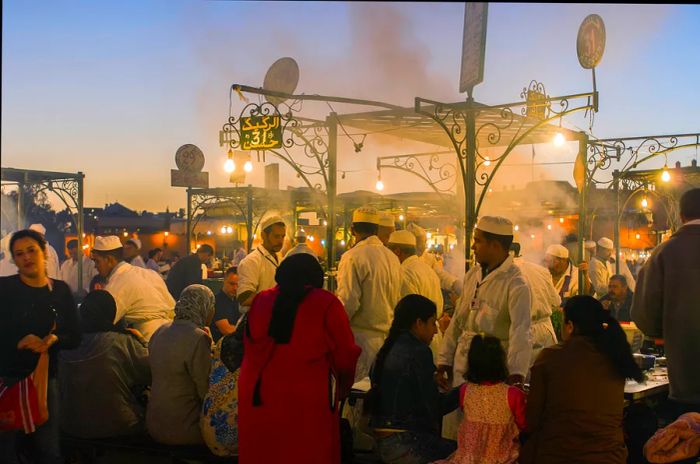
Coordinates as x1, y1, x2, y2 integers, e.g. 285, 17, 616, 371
464, 95, 477, 262
577, 132, 589, 295
326, 112, 338, 291
77, 173, 84, 296
613, 171, 621, 275
246, 185, 253, 252
186, 188, 192, 256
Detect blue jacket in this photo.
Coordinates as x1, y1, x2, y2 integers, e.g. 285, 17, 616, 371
370, 331, 458, 434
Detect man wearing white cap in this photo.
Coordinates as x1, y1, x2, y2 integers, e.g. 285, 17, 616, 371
285, 227, 317, 259
237, 215, 286, 313
406, 222, 461, 295
387, 229, 444, 361
584, 240, 597, 262
336, 206, 401, 381
589, 237, 636, 298
510, 235, 559, 361
123, 238, 146, 268
91, 235, 175, 340
438, 216, 531, 387
545, 244, 591, 301
29, 223, 60, 279
376, 213, 395, 246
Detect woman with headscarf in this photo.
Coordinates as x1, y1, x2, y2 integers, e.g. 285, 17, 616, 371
58, 290, 150, 438
147, 284, 215, 445
238, 254, 361, 464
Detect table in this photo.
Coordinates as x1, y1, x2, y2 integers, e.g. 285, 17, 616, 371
624, 367, 669, 402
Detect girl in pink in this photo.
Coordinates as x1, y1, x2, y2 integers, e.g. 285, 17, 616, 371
433, 335, 527, 464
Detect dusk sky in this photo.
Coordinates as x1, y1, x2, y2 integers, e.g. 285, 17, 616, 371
2, 2, 699, 212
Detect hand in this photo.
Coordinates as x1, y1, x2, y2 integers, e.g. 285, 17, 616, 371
438, 313, 451, 334
578, 261, 589, 273
17, 334, 52, 353
436, 364, 453, 388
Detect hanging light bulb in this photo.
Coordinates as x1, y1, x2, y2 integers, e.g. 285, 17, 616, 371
559, 217, 564, 223
514, 224, 520, 231
308, 235, 315, 242
220, 226, 226, 234
547, 224, 552, 231
226, 226, 233, 234
376, 178, 384, 191
399, 215, 404, 221
224, 149, 235, 173
635, 233, 641, 240
641, 196, 649, 209
244, 160, 253, 173
340, 240, 346, 246
553, 132, 566, 147
661, 165, 671, 182
484, 156, 491, 167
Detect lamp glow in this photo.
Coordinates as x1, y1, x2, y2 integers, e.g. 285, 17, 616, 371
244, 161, 253, 173
484, 156, 491, 167
559, 217, 564, 223
123, 232, 128, 237
547, 224, 552, 230
221, 227, 226, 234
635, 233, 641, 240
553, 132, 566, 147
340, 240, 346, 246
224, 158, 235, 173
641, 197, 649, 209
426, 232, 432, 239
514, 225, 519, 231
375, 179, 384, 191
308, 235, 314, 242
207, 231, 212, 236
530, 234, 536, 239
226, 226, 233, 234
661, 166, 671, 182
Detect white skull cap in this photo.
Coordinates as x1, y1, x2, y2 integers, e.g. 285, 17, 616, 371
29, 223, 46, 235
388, 230, 416, 246
378, 213, 395, 228
546, 244, 569, 259
260, 215, 286, 232
597, 237, 614, 249
352, 206, 379, 225
476, 216, 514, 236
93, 235, 123, 251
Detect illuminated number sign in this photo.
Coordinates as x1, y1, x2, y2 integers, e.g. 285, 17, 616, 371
240, 115, 282, 150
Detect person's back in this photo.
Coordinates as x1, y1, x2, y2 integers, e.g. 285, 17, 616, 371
525, 337, 626, 462
59, 331, 150, 438
632, 198, 700, 406
147, 320, 212, 444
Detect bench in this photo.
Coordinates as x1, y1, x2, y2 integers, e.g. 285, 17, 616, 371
62, 434, 236, 463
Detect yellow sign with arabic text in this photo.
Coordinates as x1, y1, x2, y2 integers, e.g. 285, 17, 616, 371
240, 115, 282, 151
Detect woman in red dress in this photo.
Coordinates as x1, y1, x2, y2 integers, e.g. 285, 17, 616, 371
238, 253, 361, 464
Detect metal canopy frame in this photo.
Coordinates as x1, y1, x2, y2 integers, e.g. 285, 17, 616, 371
585, 133, 700, 272
1, 167, 85, 291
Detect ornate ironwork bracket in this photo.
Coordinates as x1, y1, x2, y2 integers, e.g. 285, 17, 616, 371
376, 151, 457, 197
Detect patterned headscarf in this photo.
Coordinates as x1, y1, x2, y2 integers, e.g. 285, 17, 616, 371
174, 284, 215, 328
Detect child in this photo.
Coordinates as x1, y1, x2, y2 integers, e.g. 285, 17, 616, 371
434, 335, 526, 464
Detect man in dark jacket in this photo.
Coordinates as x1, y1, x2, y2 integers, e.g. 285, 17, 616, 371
632, 188, 700, 414
599, 274, 633, 322
165, 244, 213, 299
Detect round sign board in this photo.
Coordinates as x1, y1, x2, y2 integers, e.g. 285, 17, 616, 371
175, 144, 205, 173
263, 57, 300, 105
577, 14, 606, 69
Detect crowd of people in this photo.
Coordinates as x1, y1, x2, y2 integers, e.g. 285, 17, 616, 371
1, 187, 699, 464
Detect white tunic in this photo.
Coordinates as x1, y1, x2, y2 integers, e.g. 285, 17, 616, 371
552, 262, 581, 299
514, 258, 559, 363
439, 255, 532, 380
46, 244, 60, 280
59, 255, 98, 294
421, 251, 460, 293
336, 235, 401, 380
237, 245, 280, 313
400, 254, 445, 363
130, 255, 146, 268
105, 262, 175, 339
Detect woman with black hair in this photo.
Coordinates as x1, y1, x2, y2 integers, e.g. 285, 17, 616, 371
0, 229, 81, 464
238, 253, 360, 464
521, 295, 645, 464
368, 294, 459, 464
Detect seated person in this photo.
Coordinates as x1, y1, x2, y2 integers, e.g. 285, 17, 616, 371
58, 290, 150, 438
433, 335, 527, 464
599, 274, 634, 322
200, 338, 240, 457
147, 284, 215, 445
367, 294, 459, 464
209, 267, 240, 343
521, 295, 645, 464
